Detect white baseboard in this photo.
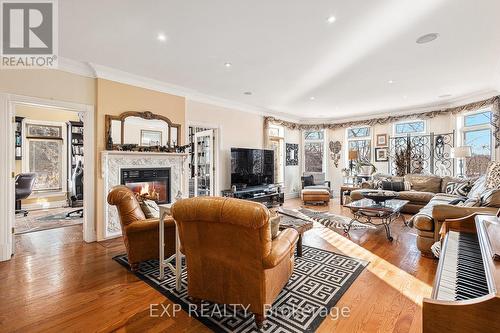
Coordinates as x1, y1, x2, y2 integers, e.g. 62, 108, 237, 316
22, 200, 68, 211
285, 192, 300, 200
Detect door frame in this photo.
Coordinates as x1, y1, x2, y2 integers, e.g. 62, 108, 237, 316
194, 129, 215, 196
0, 93, 96, 261
186, 121, 221, 196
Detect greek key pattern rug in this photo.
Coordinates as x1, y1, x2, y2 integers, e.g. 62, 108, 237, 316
114, 246, 367, 333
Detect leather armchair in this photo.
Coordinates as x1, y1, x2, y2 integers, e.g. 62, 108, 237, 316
107, 186, 176, 271
171, 196, 299, 327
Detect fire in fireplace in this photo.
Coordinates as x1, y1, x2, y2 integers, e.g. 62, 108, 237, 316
121, 168, 171, 204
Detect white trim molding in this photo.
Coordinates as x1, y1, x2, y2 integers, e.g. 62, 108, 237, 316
0, 94, 96, 261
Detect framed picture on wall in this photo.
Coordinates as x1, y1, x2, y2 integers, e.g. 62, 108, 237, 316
141, 130, 162, 146
286, 143, 299, 166
375, 147, 389, 162
376, 134, 388, 147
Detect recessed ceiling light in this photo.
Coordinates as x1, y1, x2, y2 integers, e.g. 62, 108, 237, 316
388, 80, 394, 84
439, 94, 452, 98
327, 16, 336, 24
403, 95, 408, 99
224, 62, 232, 68
157, 33, 167, 42
244, 91, 252, 95
416, 33, 439, 44
309, 96, 316, 101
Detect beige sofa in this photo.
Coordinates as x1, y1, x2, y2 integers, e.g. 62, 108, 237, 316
350, 174, 499, 256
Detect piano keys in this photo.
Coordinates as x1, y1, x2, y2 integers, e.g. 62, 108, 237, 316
423, 214, 500, 333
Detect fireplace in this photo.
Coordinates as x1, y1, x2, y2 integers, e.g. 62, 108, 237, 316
121, 168, 171, 204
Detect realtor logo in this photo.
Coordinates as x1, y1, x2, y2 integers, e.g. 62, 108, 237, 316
1, 0, 58, 68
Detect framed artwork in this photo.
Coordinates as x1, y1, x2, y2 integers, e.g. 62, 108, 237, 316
375, 147, 389, 162
141, 130, 162, 146
26, 124, 62, 139
376, 134, 388, 147
286, 143, 299, 166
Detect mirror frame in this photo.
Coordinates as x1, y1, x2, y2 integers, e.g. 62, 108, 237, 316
105, 111, 181, 149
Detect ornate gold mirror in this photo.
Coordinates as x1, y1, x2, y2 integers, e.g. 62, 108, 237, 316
105, 111, 181, 150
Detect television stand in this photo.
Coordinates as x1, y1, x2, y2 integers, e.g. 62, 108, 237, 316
221, 185, 284, 208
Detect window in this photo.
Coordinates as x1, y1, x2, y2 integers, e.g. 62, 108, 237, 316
26, 123, 64, 192
304, 130, 324, 172
268, 125, 285, 183
347, 127, 371, 163
462, 110, 493, 177
394, 120, 426, 135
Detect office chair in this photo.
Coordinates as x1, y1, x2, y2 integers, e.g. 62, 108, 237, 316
15, 173, 37, 216
66, 161, 84, 218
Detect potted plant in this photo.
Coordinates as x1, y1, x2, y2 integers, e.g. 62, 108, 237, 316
355, 160, 377, 176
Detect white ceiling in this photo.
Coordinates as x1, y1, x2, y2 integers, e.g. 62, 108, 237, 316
60, 0, 500, 120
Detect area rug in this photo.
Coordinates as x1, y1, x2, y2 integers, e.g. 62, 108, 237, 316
280, 208, 376, 231
113, 245, 368, 333
15, 209, 83, 234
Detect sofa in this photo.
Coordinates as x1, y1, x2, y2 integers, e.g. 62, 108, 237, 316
171, 196, 299, 328
350, 173, 500, 256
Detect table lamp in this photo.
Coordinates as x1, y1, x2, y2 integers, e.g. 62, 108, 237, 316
348, 150, 358, 175
451, 146, 471, 178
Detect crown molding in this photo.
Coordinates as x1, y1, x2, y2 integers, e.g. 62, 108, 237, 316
300, 89, 500, 124
58, 57, 96, 78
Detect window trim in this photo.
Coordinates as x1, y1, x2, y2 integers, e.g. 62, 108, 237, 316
268, 124, 285, 185
346, 126, 372, 165
392, 119, 427, 136
458, 108, 495, 177
302, 129, 326, 173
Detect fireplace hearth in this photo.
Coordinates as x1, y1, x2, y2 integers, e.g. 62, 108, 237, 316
121, 168, 171, 204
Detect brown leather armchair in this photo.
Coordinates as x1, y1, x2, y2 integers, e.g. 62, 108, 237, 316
107, 186, 176, 271
171, 196, 299, 327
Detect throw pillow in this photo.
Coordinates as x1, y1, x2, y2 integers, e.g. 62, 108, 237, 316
481, 189, 500, 208
404, 174, 442, 193
381, 181, 412, 192
458, 197, 481, 207
468, 175, 486, 199
269, 215, 281, 239
302, 175, 315, 187
485, 162, 500, 189
139, 199, 160, 218
448, 197, 467, 205
445, 181, 472, 196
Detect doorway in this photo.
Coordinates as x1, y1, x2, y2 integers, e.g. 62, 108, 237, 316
188, 125, 219, 197
0, 94, 95, 261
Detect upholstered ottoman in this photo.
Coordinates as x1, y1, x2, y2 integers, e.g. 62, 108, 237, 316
302, 188, 330, 205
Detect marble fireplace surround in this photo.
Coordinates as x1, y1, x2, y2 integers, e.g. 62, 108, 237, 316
101, 151, 188, 239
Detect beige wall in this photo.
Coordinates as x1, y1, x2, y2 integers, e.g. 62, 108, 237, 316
186, 100, 264, 192
95, 78, 186, 239
0, 69, 95, 105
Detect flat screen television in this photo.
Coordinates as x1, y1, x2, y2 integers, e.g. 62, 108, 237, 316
231, 148, 274, 187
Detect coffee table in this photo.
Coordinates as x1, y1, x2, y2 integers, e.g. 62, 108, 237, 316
345, 199, 409, 241
276, 209, 314, 257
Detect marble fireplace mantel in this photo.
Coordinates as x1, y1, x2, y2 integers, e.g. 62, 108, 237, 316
101, 151, 189, 239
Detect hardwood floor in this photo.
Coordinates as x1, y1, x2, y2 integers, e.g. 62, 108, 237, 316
0, 198, 437, 332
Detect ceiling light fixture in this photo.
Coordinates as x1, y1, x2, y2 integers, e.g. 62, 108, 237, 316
157, 33, 167, 42
224, 62, 232, 68
309, 96, 316, 101
244, 91, 252, 95
416, 33, 439, 44
327, 16, 336, 24
388, 80, 394, 84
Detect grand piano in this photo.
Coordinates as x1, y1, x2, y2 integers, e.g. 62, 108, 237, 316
423, 212, 500, 332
